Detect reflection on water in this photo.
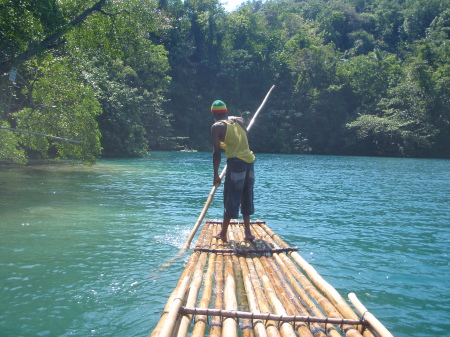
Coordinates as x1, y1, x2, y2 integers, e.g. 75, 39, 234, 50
1, 152, 449, 337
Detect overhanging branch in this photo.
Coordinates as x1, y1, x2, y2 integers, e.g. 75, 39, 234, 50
0, 127, 81, 144
95, 9, 131, 16
0, 0, 129, 75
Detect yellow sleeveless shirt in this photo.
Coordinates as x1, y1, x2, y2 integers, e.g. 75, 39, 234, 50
220, 118, 255, 163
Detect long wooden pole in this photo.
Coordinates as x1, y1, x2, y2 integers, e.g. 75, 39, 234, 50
181, 165, 226, 252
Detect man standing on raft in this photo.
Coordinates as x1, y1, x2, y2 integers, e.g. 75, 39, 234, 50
210, 100, 256, 242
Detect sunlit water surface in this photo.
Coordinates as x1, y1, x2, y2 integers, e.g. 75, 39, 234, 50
1, 152, 449, 337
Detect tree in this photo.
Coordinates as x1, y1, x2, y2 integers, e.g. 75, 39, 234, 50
0, 0, 116, 163
1, 0, 173, 162
346, 55, 447, 157
67, 0, 173, 155
3, 0, 449, 161
1, 56, 102, 164
0, 0, 111, 75
161, 0, 228, 150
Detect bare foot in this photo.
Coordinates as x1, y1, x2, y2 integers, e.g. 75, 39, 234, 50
213, 233, 228, 243
244, 233, 255, 241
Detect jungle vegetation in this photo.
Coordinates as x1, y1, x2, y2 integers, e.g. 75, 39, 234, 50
1, 0, 449, 164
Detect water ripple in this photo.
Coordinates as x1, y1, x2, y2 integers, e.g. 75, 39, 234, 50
1, 153, 448, 337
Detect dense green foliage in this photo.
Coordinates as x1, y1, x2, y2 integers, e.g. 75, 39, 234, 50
0, 0, 172, 163
1, 0, 449, 163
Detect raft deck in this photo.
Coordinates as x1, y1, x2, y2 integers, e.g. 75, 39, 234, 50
151, 220, 392, 337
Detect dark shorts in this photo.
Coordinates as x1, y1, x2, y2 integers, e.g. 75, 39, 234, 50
223, 158, 255, 219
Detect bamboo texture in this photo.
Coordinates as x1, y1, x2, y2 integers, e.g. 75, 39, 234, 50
236, 229, 281, 337
152, 227, 207, 337
228, 230, 254, 337
210, 224, 225, 337
257, 222, 374, 337
151, 220, 393, 337
348, 293, 394, 337
252, 224, 366, 337
191, 224, 216, 337
223, 249, 238, 337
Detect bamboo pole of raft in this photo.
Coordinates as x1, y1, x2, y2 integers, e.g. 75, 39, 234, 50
150, 252, 197, 337
232, 224, 279, 337
268, 250, 347, 337
223, 246, 238, 337
244, 235, 297, 337
172, 313, 183, 337
175, 234, 210, 336
268, 255, 350, 337
255, 234, 318, 322
258, 223, 371, 337
210, 223, 226, 337
228, 230, 254, 337
255, 248, 315, 337
236, 229, 281, 337
191, 226, 217, 337
258, 223, 362, 321
348, 293, 394, 337
180, 84, 276, 252
252, 224, 365, 337
262, 251, 327, 337
151, 227, 209, 337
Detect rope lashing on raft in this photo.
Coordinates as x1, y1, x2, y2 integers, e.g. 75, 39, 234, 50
178, 307, 369, 327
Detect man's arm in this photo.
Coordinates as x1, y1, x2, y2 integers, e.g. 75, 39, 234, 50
211, 122, 224, 186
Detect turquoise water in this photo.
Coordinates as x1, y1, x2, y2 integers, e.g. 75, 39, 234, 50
1, 152, 449, 337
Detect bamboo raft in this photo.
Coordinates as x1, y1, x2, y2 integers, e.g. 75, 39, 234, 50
151, 220, 393, 337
